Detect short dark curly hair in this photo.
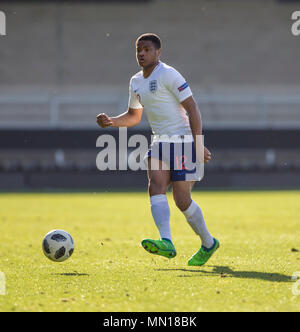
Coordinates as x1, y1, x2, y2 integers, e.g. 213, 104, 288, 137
136, 33, 162, 50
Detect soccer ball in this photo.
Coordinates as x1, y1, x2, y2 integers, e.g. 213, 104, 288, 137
42, 230, 74, 262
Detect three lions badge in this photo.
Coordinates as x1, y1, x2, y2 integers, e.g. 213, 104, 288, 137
149, 80, 157, 93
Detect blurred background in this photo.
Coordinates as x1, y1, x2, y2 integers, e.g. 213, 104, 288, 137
0, 0, 299, 190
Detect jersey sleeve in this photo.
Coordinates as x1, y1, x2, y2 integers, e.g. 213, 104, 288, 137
162, 67, 193, 103
128, 79, 143, 109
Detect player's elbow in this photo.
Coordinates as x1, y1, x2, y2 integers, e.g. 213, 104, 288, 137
132, 117, 142, 127
127, 119, 140, 127
128, 108, 143, 127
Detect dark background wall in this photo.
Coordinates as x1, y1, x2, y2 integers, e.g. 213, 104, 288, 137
0, 129, 299, 190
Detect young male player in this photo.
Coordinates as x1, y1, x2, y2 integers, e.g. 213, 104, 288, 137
97, 33, 219, 266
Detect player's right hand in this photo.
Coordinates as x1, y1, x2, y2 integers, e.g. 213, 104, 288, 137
96, 113, 114, 128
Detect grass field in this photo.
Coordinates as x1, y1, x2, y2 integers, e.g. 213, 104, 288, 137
0, 190, 299, 312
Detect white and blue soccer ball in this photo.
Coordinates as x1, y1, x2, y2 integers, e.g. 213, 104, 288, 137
42, 230, 74, 262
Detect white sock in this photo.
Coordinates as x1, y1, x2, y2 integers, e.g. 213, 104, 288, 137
150, 194, 172, 241
182, 200, 214, 249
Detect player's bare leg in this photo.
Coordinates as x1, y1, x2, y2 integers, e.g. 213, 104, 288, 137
147, 157, 171, 197
172, 180, 219, 266
172, 180, 195, 212
141, 158, 177, 258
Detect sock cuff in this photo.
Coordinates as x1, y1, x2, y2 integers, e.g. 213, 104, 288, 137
150, 194, 168, 206
182, 200, 198, 218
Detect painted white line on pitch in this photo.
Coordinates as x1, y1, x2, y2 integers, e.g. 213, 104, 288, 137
291, 272, 300, 296
0, 272, 5, 295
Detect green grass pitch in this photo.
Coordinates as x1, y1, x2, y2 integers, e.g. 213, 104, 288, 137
0, 190, 299, 312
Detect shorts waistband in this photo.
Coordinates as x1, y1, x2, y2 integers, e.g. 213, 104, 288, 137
152, 134, 194, 143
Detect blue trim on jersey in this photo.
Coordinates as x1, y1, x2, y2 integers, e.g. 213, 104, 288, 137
178, 82, 189, 92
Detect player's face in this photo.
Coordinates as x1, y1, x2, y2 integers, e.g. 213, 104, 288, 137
136, 40, 160, 68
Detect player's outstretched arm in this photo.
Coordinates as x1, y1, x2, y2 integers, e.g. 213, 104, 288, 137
96, 107, 143, 128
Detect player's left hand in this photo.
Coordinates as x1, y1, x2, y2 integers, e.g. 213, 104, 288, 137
195, 145, 212, 163
204, 146, 212, 163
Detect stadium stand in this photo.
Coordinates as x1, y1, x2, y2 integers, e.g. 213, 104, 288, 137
0, 0, 299, 189
0, 0, 300, 128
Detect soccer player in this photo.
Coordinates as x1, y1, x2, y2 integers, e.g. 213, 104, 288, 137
97, 33, 219, 266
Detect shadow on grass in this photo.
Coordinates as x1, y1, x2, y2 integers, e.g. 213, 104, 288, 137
52, 272, 89, 277
156, 266, 292, 283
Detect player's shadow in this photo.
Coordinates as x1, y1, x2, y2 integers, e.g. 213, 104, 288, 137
52, 272, 89, 277
156, 266, 292, 283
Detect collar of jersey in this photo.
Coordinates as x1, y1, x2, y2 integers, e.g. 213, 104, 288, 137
142, 61, 161, 79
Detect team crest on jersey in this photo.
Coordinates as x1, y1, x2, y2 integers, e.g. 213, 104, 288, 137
149, 80, 158, 93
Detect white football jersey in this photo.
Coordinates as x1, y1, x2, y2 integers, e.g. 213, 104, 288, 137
128, 61, 193, 142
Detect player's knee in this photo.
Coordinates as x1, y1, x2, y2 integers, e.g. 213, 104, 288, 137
173, 194, 191, 211
148, 179, 168, 195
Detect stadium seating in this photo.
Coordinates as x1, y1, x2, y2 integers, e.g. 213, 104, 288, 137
0, 0, 299, 189
0, 0, 300, 129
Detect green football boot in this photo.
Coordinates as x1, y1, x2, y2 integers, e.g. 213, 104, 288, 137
188, 238, 220, 266
141, 238, 177, 259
